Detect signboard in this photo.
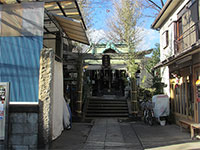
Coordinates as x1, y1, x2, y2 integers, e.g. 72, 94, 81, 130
196, 80, 200, 102
0, 82, 9, 141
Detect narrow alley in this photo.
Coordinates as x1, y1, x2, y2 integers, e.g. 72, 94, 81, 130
1, 0, 200, 150
50, 118, 200, 150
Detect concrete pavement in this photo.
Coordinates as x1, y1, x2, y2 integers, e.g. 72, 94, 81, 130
49, 122, 92, 150
50, 118, 200, 150
83, 119, 142, 150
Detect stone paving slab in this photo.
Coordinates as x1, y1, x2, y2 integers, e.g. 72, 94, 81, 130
83, 118, 143, 150
49, 123, 92, 150
131, 121, 200, 150
145, 142, 200, 150
50, 118, 200, 150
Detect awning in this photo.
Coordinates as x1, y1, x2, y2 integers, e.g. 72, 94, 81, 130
0, 0, 89, 45
0, 0, 85, 26
53, 15, 89, 45
44, 0, 86, 29
44, 0, 89, 45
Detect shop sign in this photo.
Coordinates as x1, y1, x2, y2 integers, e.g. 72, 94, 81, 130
196, 80, 200, 102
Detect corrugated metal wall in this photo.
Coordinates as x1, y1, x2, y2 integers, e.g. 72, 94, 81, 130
0, 36, 43, 102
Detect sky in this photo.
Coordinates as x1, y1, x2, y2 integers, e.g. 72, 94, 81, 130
87, 0, 167, 51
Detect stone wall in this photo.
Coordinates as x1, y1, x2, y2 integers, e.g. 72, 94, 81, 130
0, 49, 56, 149
8, 104, 39, 150
38, 49, 55, 147
9, 113, 38, 150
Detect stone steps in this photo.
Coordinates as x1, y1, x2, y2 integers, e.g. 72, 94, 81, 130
85, 96, 129, 118
88, 107, 128, 110
87, 109, 128, 113
86, 113, 129, 117
88, 103, 128, 107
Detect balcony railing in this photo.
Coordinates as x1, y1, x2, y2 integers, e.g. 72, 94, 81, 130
175, 22, 200, 54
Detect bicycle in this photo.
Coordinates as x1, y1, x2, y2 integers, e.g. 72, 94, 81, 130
140, 100, 155, 126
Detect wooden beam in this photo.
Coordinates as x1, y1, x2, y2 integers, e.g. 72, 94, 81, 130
74, 0, 87, 30
44, 0, 75, 4
56, 2, 67, 17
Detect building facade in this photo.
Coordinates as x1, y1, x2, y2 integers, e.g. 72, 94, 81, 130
152, 0, 200, 123
0, 1, 89, 149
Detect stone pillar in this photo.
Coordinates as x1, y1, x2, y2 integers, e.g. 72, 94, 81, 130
38, 49, 55, 148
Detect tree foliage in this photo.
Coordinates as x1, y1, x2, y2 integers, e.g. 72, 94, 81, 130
145, 43, 165, 94
145, 43, 160, 75
107, 0, 142, 51
106, 0, 143, 78
77, 0, 93, 29
126, 52, 139, 78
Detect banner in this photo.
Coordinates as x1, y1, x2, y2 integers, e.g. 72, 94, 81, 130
0, 103, 4, 120
21, 2, 44, 36
1, 4, 22, 36
0, 2, 44, 37
0, 6, 1, 36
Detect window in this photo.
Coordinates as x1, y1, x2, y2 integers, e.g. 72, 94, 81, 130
177, 18, 183, 40
170, 67, 194, 118
162, 30, 168, 49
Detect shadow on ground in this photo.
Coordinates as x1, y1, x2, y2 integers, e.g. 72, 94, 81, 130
49, 118, 200, 150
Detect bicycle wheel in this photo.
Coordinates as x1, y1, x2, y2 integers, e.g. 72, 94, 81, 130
144, 110, 148, 124
148, 111, 153, 126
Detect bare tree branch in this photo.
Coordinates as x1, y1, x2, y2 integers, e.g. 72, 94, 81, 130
160, 0, 164, 7
147, 0, 162, 10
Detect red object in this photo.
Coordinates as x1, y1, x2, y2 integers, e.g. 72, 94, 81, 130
196, 89, 200, 102
197, 95, 200, 102
196, 80, 200, 102
0, 111, 4, 116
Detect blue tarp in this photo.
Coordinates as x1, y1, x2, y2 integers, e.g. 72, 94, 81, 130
0, 36, 43, 102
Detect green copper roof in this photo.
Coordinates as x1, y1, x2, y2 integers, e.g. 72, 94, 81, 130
91, 42, 124, 54
102, 42, 122, 53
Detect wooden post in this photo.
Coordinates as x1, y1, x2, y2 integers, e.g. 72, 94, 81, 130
131, 78, 138, 115
76, 54, 83, 117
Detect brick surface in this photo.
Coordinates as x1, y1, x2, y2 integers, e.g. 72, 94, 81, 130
11, 123, 24, 134
27, 113, 38, 124
10, 113, 27, 123
24, 135, 38, 145
9, 112, 38, 148
9, 135, 24, 145
11, 145, 28, 150
29, 145, 38, 150
0, 145, 4, 150
24, 123, 38, 134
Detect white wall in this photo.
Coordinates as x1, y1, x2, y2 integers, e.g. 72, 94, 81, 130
160, 0, 190, 61
159, 0, 190, 96
161, 66, 170, 96
52, 61, 64, 140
